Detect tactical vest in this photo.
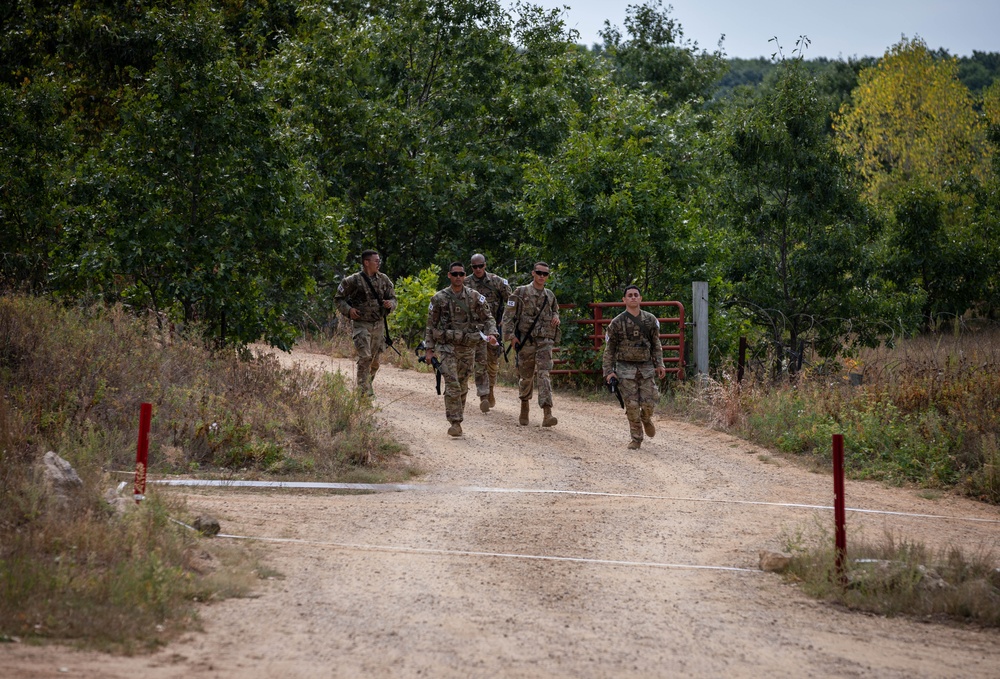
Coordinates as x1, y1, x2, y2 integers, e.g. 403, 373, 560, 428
432, 289, 486, 346
616, 312, 656, 362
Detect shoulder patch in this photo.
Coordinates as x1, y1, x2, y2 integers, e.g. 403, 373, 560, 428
501, 277, 508, 285
336, 283, 345, 294
654, 317, 661, 328
428, 302, 434, 311
507, 299, 516, 307
478, 294, 486, 304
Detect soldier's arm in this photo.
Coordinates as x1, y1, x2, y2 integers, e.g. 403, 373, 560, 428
651, 315, 665, 369
549, 291, 560, 326
382, 276, 397, 313
502, 292, 520, 339
424, 298, 440, 351
602, 320, 619, 380
334, 276, 356, 318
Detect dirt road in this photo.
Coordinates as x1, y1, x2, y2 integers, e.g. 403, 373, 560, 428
5, 349, 1000, 678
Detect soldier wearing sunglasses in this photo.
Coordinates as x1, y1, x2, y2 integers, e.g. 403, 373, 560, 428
465, 253, 512, 412
503, 262, 561, 427
424, 262, 499, 437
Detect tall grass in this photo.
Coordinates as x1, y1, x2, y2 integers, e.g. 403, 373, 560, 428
0, 294, 410, 648
666, 324, 1000, 502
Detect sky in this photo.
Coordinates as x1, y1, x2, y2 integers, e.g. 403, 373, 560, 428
520, 1, 1000, 59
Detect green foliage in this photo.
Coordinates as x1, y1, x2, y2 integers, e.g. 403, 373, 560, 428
713, 52, 917, 360
599, 0, 726, 110
389, 267, 440, 347
274, 0, 580, 280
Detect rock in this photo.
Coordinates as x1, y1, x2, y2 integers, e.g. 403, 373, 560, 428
759, 550, 793, 573
193, 515, 221, 536
40, 451, 84, 511
104, 481, 136, 515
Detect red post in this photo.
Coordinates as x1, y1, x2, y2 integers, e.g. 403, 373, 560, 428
134, 402, 152, 503
832, 434, 846, 581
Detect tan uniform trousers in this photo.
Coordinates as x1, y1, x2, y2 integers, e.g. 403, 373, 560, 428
352, 320, 384, 395
516, 338, 554, 408
619, 372, 659, 443
473, 341, 501, 398
438, 345, 476, 423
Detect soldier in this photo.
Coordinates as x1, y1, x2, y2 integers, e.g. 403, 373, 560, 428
602, 285, 667, 449
334, 250, 397, 395
425, 262, 499, 437
465, 253, 512, 412
504, 261, 560, 427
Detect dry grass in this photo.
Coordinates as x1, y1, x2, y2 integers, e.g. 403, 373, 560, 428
785, 529, 1000, 627
0, 294, 413, 649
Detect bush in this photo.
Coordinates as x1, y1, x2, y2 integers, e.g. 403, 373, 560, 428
389, 267, 440, 349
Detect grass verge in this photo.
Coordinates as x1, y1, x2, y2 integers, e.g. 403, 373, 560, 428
0, 294, 412, 650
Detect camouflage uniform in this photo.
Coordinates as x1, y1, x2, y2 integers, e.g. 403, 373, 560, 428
425, 287, 498, 425
465, 271, 511, 400
602, 309, 664, 445
334, 270, 397, 394
503, 284, 560, 409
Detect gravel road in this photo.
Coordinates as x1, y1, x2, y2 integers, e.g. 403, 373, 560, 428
4, 349, 1000, 678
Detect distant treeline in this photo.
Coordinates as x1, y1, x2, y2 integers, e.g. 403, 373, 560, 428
717, 51, 1000, 100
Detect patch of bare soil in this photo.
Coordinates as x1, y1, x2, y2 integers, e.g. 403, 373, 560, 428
4, 349, 1000, 678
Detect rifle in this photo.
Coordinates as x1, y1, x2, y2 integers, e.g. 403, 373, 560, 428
415, 341, 443, 395
360, 271, 401, 357
607, 376, 625, 409
512, 293, 549, 365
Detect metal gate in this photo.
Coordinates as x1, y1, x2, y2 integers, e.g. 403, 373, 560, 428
550, 301, 685, 379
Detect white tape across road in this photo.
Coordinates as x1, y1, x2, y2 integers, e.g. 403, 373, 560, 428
168, 518, 758, 574
153, 479, 1000, 525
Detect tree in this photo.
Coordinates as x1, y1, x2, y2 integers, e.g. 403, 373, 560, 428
599, 0, 725, 111
714, 55, 917, 364
273, 0, 580, 280
833, 37, 992, 205
518, 72, 705, 304
834, 37, 996, 323
58, 4, 338, 349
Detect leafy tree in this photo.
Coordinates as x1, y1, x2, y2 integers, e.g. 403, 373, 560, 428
713, 55, 917, 364
599, 0, 725, 110
833, 37, 992, 205
58, 4, 338, 349
834, 37, 996, 323
519, 71, 705, 304
274, 0, 580, 280
0, 79, 70, 291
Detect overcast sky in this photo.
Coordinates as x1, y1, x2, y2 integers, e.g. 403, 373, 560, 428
519, 1, 1000, 59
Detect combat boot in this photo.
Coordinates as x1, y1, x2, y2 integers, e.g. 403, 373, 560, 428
642, 419, 656, 438
448, 422, 463, 437
542, 406, 558, 427
519, 400, 529, 426
488, 386, 496, 408
627, 439, 641, 450
480, 396, 491, 413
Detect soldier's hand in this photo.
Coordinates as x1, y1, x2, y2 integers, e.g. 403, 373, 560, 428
510, 336, 520, 348
382, 299, 393, 309
424, 350, 434, 365
605, 372, 617, 384
551, 316, 560, 327
349, 308, 360, 320
656, 367, 667, 379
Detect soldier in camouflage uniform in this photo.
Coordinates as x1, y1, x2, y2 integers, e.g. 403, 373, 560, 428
603, 285, 667, 449
465, 253, 511, 412
425, 262, 499, 437
503, 262, 560, 427
334, 250, 397, 395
